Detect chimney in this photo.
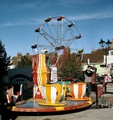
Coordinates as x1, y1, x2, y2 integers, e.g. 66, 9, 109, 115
17, 52, 22, 58
111, 39, 113, 48
87, 58, 90, 64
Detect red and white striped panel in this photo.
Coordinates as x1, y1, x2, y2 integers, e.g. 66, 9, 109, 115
69, 83, 86, 99
32, 54, 50, 87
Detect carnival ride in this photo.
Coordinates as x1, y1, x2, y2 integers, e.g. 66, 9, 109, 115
12, 16, 93, 113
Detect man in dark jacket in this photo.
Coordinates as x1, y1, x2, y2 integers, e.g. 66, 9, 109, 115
84, 65, 94, 96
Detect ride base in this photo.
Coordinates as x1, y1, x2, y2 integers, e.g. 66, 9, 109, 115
12, 97, 93, 113
11, 53, 93, 114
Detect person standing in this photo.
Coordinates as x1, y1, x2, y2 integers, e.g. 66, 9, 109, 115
84, 65, 94, 96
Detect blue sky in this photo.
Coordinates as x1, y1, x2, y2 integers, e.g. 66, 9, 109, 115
0, 0, 113, 57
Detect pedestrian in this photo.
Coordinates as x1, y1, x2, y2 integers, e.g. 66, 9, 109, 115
84, 65, 94, 96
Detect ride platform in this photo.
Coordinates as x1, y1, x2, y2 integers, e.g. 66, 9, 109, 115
12, 97, 93, 113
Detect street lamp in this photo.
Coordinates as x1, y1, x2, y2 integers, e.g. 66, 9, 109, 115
99, 38, 112, 67
99, 39, 112, 94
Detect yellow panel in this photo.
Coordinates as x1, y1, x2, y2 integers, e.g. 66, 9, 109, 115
55, 107, 64, 111
41, 54, 47, 86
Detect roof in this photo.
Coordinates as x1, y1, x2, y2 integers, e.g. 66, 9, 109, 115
83, 49, 106, 63
11, 48, 113, 66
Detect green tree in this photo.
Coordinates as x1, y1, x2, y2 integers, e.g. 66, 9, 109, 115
58, 48, 83, 79
16, 55, 32, 68
0, 40, 11, 117
0, 40, 11, 80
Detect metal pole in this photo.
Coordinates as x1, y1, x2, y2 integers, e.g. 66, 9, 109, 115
104, 50, 107, 93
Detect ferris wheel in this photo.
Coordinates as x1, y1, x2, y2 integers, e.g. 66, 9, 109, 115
32, 16, 82, 55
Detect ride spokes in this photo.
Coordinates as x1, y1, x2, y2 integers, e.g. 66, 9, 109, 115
32, 16, 82, 54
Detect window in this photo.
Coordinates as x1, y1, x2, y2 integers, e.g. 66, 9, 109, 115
110, 50, 113, 55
